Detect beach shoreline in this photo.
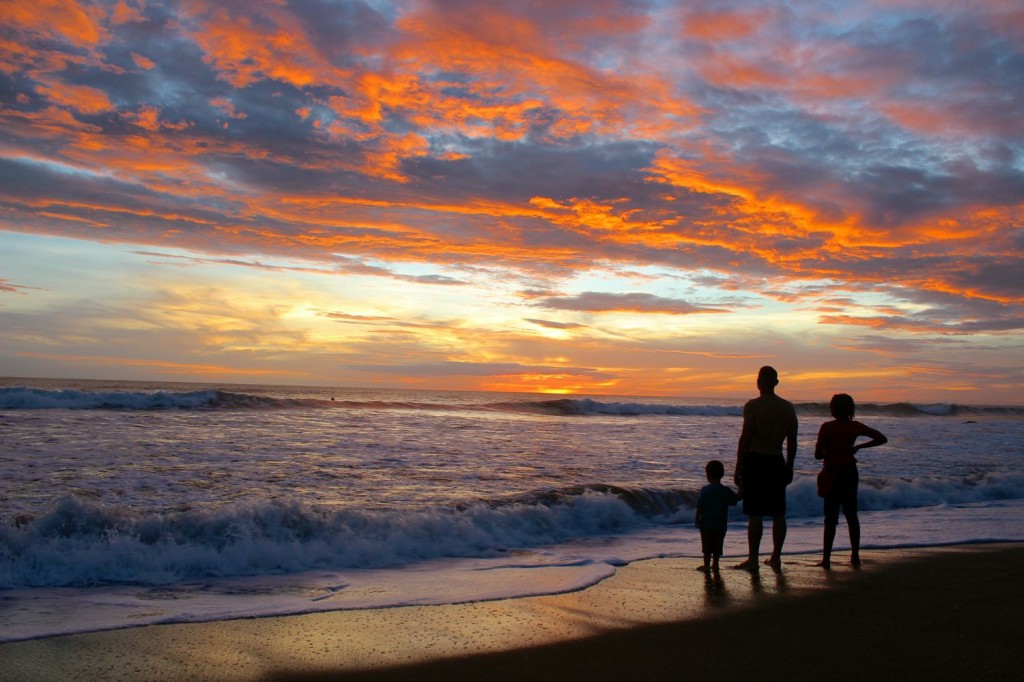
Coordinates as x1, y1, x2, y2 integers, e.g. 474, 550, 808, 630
2, 542, 1021, 681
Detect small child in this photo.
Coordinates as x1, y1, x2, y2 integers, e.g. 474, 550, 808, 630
695, 459, 741, 574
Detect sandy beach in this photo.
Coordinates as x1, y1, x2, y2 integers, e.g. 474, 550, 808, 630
2, 543, 1021, 681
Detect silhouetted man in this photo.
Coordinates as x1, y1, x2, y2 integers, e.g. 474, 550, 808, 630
733, 366, 798, 570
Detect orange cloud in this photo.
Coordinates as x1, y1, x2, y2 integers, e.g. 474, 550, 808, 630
682, 9, 772, 41
125, 105, 194, 133
0, 105, 103, 142
391, 2, 700, 141
130, 52, 156, 70
13, 351, 307, 379
34, 78, 116, 115
480, 374, 620, 395
181, 2, 351, 89
111, 0, 146, 26
0, 0, 108, 48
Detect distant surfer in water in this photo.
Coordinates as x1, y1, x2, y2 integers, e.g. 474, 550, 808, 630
733, 366, 798, 571
814, 393, 888, 569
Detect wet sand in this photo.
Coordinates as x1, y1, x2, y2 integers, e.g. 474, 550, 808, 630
2, 544, 1021, 681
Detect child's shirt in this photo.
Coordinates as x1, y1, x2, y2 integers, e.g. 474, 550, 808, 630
696, 482, 740, 532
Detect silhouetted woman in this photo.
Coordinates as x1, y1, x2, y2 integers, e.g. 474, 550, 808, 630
814, 393, 887, 568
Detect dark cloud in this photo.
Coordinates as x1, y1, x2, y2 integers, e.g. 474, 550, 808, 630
535, 291, 727, 315
403, 138, 660, 204
525, 318, 588, 329
0, 278, 42, 294
131, 250, 467, 285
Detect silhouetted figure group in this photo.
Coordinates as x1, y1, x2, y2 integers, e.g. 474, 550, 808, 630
694, 365, 888, 574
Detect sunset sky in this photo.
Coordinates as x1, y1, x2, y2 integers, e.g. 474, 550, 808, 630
1, 0, 1022, 403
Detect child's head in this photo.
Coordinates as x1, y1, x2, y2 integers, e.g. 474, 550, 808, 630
705, 459, 725, 483
829, 393, 856, 420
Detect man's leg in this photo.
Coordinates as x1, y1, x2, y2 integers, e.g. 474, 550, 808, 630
767, 515, 786, 567
765, 465, 787, 568
820, 518, 837, 569
739, 515, 763, 569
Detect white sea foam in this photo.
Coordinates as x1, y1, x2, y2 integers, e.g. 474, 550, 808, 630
3, 471, 1023, 591
3, 500, 1022, 643
0, 493, 640, 588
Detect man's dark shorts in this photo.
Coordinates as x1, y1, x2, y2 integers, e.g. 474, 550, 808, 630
741, 453, 787, 517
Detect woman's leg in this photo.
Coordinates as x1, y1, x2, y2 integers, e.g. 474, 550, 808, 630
846, 510, 861, 565
821, 495, 840, 568
842, 467, 861, 565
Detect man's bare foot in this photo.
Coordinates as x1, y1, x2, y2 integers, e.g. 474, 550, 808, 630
696, 565, 710, 573
815, 559, 831, 570
732, 558, 759, 571
851, 555, 862, 568
764, 554, 782, 570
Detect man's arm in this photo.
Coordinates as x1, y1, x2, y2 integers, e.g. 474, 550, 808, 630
784, 408, 798, 483
734, 404, 752, 485
786, 413, 798, 468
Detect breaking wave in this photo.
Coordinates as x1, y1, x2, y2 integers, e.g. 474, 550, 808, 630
3, 472, 1022, 589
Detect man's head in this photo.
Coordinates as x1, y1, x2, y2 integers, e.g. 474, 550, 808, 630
757, 365, 779, 392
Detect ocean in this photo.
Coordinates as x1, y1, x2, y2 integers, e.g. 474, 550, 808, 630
2, 377, 1023, 643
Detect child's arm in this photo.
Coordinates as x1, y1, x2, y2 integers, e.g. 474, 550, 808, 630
694, 505, 702, 529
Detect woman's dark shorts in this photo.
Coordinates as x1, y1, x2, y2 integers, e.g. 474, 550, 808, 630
740, 453, 787, 517
823, 463, 859, 524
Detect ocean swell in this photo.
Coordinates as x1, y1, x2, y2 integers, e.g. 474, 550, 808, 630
4, 386, 1019, 418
